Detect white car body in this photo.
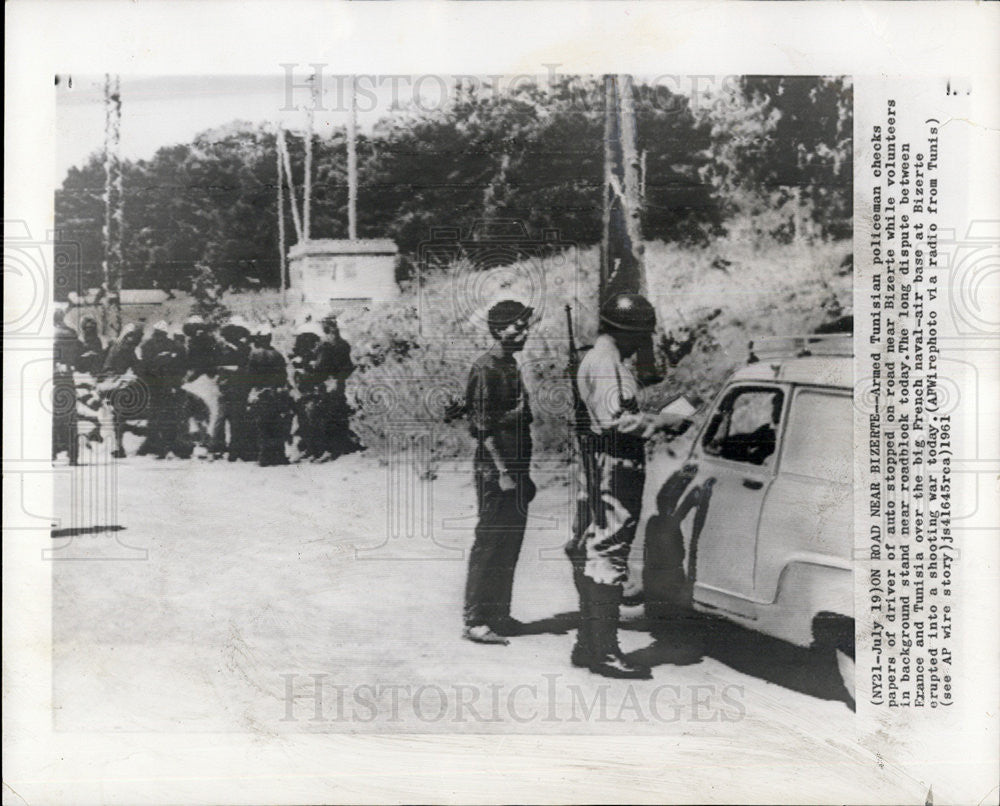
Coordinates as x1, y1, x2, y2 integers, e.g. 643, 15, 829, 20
642, 354, 853, 652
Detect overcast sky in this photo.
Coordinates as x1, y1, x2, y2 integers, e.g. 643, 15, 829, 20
56, 73, 420, 179
56, 72, 712, 181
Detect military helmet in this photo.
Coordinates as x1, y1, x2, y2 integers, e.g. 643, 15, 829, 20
487, 299, 534, 334
599, 293, 657, 333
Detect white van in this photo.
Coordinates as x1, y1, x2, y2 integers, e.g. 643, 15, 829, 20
642, 336, 854, 704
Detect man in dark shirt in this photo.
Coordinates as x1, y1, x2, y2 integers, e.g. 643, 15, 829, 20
462, 299, 536, 645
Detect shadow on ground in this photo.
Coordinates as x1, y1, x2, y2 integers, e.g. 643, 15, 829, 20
622, 610, 850, 705
51, 525, 126, 538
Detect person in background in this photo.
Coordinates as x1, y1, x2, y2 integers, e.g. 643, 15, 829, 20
316, 315, 362, 459
289, 321, 326, 461
214, 316, 253, 461
99, 322, 145, 458
52, 309, 82, 465
462, 299, 536, 645
76, 316, 107, 376
138, 320, 186, 459
246, 324, 294, 466
181, 315, 219, 383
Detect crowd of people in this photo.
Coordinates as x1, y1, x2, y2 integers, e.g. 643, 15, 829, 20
52, 309, 361, 466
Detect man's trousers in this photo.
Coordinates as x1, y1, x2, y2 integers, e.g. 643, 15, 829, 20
463, 456, 534, 627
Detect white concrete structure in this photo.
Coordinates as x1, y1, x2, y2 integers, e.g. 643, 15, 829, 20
288, 239, 399, 310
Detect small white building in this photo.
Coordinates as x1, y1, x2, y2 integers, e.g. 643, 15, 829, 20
288, 239, 399, 312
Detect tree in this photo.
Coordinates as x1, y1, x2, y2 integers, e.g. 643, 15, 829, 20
699, 76, 852, 242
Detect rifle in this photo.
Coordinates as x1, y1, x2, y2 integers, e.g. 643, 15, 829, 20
565, 304, 580, 407
565, 305, 591, 436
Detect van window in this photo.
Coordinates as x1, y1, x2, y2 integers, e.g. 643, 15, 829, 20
780, 390, 851, 484
702, 387, 783, 467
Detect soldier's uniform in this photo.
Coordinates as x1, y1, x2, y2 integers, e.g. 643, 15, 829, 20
569, 334, 646, 581
565, 293, 657, 679
462, 300, 536, 644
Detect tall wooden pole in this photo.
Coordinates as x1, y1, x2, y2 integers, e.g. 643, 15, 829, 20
277, 128, 304, 242
347, 74, 358, 240
601, 74, 658, 382
601, 74, 646, 303
102, 73, 123, 337
276, 128, 288, 300
304, 74, 316, 242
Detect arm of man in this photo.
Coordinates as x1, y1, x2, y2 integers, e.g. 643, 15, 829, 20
466, 361, 516, 491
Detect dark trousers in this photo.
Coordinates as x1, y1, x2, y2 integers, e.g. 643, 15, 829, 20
463, 456, 533, 628
249, 387, 292, 466
213, 390, 251, 460
142, 386, 179, 457
52, 373, 79, 464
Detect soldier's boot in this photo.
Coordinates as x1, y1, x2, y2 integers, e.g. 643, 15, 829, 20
570, 566, 594, 668
586, 580, 652, 680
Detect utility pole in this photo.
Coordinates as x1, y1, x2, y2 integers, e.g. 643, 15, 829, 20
600, 74, 647, 303
276, 127, 288, 300
304, 73, 316, 242
347, 74, 358, 240
102, 73, 124, 337
277, 127, 303, 242
601, 75, 658, 383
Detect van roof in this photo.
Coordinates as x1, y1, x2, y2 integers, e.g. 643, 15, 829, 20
730, 355, 852, 389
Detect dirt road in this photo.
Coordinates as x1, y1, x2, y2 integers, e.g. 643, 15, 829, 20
50, 450, 925, 799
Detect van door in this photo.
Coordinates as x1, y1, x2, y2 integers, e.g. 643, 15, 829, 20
687, 384, 786, 616
754, 388, 853, 604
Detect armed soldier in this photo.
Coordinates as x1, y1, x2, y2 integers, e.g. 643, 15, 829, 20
566, 293, 688, 679
462, 300, 537, 645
